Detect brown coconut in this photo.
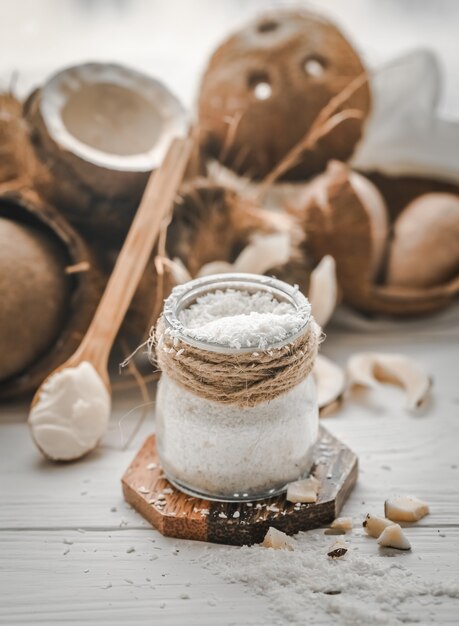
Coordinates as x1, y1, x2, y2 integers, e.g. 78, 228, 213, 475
24, 63, 186, 246
0, 188, 103, 400
198, 10, 370, 180
301, 161, 459, 316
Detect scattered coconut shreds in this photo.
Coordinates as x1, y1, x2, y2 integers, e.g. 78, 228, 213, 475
162, 487, 173, 495
346, 352, 431, 410
330, 517, 353, 532
362, 514, 393, 538
385, 495, 430, 522
138, 486, 150, 494
378, 524, 411, 551
286, 476, 320, 504
327, 539, 348, 558
218, 512, 227, 519
146, 463, 157, 470
261, 527, 294, 551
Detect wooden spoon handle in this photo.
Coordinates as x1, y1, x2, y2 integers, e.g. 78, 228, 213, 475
74, 135, 192, 368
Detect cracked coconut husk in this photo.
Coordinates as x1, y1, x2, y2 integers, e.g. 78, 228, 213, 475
198, 9, 370, 181
0, 91, 33, 185
165, 179, 312, 292
116, 178, 313, 348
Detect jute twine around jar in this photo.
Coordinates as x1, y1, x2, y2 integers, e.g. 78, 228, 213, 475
150, 315, 322, 407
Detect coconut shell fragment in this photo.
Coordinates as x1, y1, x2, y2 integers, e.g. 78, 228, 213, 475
0, 188, 103, 400
301, 161, 459, 316
198, 10, 370, 180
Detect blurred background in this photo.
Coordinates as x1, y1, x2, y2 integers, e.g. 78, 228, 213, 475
2, 0, 458, 117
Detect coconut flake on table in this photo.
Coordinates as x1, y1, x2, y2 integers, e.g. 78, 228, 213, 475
178, 288, 307, 350
198, 530, 459, 626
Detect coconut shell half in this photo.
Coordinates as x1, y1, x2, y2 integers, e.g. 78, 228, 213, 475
24, 63, 187, 246
198, 10, 370, 180
301, 162, 459, 316
0, 188, 103, 400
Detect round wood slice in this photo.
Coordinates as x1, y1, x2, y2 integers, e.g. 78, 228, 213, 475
121, 426, 358, 546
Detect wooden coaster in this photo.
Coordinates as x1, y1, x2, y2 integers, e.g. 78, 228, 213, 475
122, 426, 358, 546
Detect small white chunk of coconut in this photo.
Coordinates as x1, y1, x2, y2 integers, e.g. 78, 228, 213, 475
261, 527, 294, 551
286, 476, 320, 503
346, 352, 431, 410
331, 517, 353, 532
327, 539, 348, 558
308, 255, 338, 328
385, 496, 430, 522
362, 514, 393, 538
378, 524, 411, 550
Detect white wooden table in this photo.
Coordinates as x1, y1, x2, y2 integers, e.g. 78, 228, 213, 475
1, 2, 459, 624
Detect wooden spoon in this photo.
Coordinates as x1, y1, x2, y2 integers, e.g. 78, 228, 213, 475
28, 135, 192, 458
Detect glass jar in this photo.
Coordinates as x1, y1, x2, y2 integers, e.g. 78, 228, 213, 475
155, 273, 319, 502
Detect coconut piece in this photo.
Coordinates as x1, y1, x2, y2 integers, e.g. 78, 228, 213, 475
308, 255, 338, 328
261, 526, 294, 551
327, 539, 348, 558
362, 514, 393, 538
286, 476, 320, 503
0, 188, 102, 400
301, 161, 459, 316
384, 496, 430, 523
313, 354, 345, 411
348, 169, 389, 278
24, 62, 186, 245
303, 160, 388, 289
386, 193, 459, 289
198, 10, 370, 181
331, 517, 353, 532
347, 352, 431, 410
378, 524, 411, 551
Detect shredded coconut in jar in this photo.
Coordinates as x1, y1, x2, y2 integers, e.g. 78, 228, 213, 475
155, 277, 319, 500
178, 288, 308, 350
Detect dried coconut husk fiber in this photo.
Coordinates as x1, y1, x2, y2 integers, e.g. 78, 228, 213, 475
152, 315, 322, 408
0, 90, 32, 184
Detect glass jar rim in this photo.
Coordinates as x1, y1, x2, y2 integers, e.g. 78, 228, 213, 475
162, 273, 311, 354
